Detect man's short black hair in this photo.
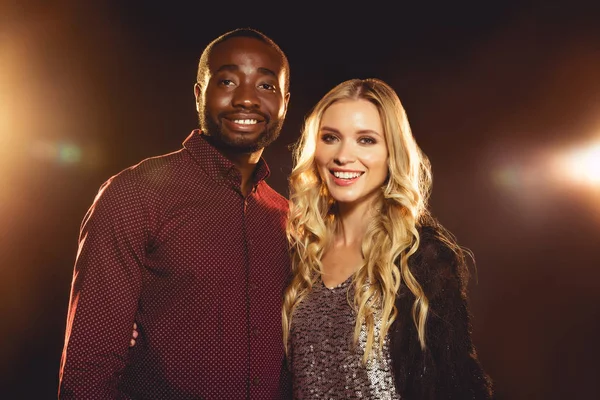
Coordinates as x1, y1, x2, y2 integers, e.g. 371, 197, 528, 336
196, 27, 290, 93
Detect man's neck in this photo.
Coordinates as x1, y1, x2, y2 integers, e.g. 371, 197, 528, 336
220, 148, 264, 196
201, 133, 264, 196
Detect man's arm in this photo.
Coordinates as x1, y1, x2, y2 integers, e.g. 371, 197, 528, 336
59, 175, 146, 399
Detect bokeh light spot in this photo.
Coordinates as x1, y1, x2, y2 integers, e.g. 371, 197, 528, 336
58, 143, 82, 164
30, 140, 82, 165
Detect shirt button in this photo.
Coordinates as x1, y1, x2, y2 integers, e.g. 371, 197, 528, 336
252, 377, 260, 385
252, 328, 259, 337
249, 282, 258, 291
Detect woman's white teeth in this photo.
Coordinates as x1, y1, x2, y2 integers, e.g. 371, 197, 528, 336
333, 171, 362, 179
233, 119, 258, 125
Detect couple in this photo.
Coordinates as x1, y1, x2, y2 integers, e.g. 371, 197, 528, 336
58, 28, 493, 399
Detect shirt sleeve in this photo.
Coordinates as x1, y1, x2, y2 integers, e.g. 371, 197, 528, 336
58, 174, 146, 399
391, 227, 494, 399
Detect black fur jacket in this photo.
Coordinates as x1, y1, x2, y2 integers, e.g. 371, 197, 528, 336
389, 221, 494, 399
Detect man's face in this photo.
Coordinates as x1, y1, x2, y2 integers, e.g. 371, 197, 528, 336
196, 36, 290, 154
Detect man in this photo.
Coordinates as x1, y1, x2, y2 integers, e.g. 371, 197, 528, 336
59, 28, 292, 399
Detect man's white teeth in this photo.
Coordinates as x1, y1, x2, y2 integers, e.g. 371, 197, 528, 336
233, 119, 258, 125
333, 171, 362, 179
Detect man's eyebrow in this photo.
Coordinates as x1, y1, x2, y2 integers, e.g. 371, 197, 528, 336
215, 65, 278, 79
257, 67, 278, 79
215, 64, 238, 73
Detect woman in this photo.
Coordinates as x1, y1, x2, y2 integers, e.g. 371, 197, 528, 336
282, 78, 493, 399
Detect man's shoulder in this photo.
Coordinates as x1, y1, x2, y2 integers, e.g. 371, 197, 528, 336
109, 148, 187, 186
127, 148, 187, 177
90, 149, 187, 205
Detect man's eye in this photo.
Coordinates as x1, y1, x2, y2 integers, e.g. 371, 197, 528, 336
259, 83, 276, 91
220, 79, 235, 86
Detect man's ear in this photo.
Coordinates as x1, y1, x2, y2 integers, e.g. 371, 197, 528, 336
282, 91, 291, 118
193, 82, 202, 112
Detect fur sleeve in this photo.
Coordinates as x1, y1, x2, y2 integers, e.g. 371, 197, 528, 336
390, 225, 494, 399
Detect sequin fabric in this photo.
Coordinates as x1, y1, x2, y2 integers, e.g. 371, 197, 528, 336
290, 276, 400, 399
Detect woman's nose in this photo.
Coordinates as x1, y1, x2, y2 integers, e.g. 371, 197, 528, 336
333, 142, 356, 165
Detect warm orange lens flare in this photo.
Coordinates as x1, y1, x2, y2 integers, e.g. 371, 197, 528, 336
557, 142, 600, 186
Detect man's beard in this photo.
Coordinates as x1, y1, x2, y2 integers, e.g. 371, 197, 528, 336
199, 112, 283, 154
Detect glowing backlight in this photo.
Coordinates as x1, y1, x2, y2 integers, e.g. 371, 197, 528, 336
558, 141, 600, 186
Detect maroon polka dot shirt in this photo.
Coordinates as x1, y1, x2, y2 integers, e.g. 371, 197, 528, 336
59, 130, 292, 399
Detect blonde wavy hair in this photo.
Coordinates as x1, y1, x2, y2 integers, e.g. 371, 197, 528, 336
282, 78, 433, 363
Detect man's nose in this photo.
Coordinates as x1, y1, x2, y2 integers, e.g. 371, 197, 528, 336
232, 82, 260, 109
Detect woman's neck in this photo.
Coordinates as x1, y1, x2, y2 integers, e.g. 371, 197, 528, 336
334, 200, 377, 246
320, 201, 376, 288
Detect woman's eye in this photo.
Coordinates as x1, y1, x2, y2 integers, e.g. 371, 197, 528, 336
359, 137, 376, 145
320, 134, 338, 143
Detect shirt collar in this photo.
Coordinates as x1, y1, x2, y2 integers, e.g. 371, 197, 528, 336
182, 129, 271, 189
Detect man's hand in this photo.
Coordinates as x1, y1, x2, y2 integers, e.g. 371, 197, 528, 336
130, 323, 138, 347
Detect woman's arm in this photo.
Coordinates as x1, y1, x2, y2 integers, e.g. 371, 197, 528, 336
391, 226, 494, 399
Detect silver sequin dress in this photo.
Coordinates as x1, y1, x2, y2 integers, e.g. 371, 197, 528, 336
289, 276, 400, 399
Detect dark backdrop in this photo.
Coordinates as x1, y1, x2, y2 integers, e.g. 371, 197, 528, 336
1, 1, 599, 399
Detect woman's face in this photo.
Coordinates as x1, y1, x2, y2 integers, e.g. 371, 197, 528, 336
314, 99, 389, 208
